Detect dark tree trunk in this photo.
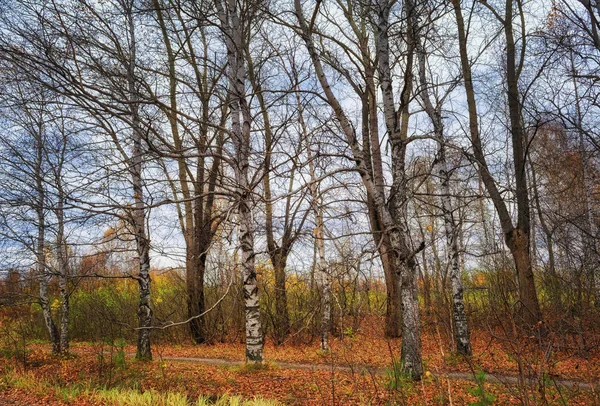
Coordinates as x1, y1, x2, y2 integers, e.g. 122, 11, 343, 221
452, 0, 542, 328
188, 251, 207, 344
384, 264, 402, 338
506, 229, 542, 327
273, 254, 290, 345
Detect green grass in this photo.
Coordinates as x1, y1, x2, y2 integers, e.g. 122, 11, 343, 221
384, 360, 414, 393
95, 387, 189, 406
54, 383, 91, 403
196, 394, 282, 405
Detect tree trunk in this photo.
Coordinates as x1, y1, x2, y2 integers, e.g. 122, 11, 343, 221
399, 262, 423, 378
295, 0, 422, 378
38, 247, 60, 354
127, 3, 152, 361
415, 32, 471, 355
503, 0, 543, 326
135, 241, 152, 361
218, 0, 263, 363
132, 116, 152, 362
39, 271, 60, 355
505, 229, 541, 327
56, 186, 70, 354
447, 226, 471, 355
452, 0, 542, 327
273, 255, 290, 345
35, 127, 60, 354
58, 271, 69, 354
188, 250, 207, 344
238, 193, 263, 362
376, 0, 423, 379
439, 152, 471, 355
384, 263, 402, 338
315, 214, 330, 351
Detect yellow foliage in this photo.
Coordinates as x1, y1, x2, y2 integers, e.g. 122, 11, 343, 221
103, 227, 115, 238
473, 273, 487, 287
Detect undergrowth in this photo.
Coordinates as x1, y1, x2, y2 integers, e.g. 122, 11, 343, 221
0, 367, 281, 405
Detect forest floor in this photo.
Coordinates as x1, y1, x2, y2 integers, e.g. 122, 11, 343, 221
0, 319, 599, 405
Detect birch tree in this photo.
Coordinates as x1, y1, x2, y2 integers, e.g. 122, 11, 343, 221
0, 85, 63, 354
32, 96, 61, 355
2, 0, 157, 358
374, 0, 424, 375
294, 0, 424, 379
413, 3, 472, 355
48, 106, 75, 354
216, 0, 264, 363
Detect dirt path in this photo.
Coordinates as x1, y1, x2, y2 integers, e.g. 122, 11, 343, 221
146, 354, 597, 391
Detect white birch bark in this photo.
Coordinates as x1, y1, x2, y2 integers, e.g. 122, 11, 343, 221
55, 179, 70, 354
34, 124, 60, 354
217, 0, 263, 363
298, 90, 330, 351
296, 0, 423, 378
125, 2, 152, 361
375, 0, 423, 378
415, 31, 471, 355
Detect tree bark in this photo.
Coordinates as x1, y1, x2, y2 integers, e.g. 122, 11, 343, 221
451, 0, 542, 327
31, 110, 60, 354
188, 250, 207, 343
126, 2, 152, 361
316, 220, 331, 351
35, 132, 60, 354
218, 0, 263, 363
55, 178, 70, 354
383, 255, 402, 338
296, 0, 423, 378
399, 261, 422, 375
415, 30, 471, 355
247, 51, 290, 345
505, 229, 540, 324
503, 0, 542, 326
375, 0, 423, 378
